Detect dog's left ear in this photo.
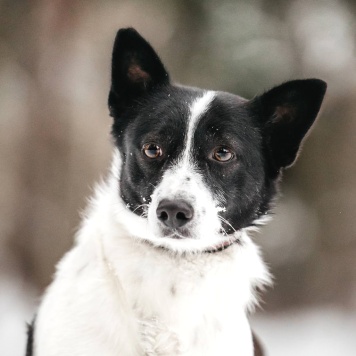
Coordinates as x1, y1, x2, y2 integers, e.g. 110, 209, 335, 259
108, 28, 170, 116
253, 79, 327, 170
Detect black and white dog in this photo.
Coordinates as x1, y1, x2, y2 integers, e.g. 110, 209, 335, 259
29, 28, 326, 356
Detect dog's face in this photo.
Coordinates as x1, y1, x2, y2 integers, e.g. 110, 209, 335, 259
108, 28, 326, 254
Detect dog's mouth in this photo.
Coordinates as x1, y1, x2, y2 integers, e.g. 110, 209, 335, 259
164, 232, 188, 240
160, 227, 191, 239
143, 234, 240, 255
156, 226, 240, 253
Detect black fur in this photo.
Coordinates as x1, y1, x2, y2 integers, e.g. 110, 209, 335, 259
252, 332, 264, 356
25, 318, 35, 356
108, 27, 169, 118
109, 28, 326, 234
252, 78, 327, 172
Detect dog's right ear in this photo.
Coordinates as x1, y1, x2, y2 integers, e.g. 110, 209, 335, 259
108, 28, 170, 116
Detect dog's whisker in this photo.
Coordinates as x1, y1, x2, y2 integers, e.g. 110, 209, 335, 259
132, 204, 149, 214
218, 215, 236, 233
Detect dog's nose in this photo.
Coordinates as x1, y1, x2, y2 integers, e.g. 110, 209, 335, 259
156, 199, 194, 229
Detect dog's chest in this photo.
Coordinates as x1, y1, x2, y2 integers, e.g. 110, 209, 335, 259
117, 251, 254, 356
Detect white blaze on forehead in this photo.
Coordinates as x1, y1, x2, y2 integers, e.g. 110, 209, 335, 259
182, 91, 215, 163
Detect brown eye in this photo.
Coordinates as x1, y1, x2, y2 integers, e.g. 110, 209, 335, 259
213, 147, 234, 162
143, 143, 163, 159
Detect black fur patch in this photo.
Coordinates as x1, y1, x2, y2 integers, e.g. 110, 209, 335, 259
252, 331, 264, 356
108, 28, 326, 235
26, 318, 35, 356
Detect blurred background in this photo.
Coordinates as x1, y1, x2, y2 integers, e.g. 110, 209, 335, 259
1, 0, 356, 355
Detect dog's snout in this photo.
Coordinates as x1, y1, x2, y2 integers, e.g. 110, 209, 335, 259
156, 199, 194, 229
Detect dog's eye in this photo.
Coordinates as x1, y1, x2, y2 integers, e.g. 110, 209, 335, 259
213, 147, 234, 162
143, 143, 163, 159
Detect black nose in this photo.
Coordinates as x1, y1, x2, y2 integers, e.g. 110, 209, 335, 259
156, 199, 194, 229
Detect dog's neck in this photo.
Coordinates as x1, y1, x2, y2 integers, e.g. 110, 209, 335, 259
80, 167, 270, 355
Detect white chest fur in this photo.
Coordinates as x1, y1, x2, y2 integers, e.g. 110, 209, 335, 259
102, 238, 261, 355
34, 178, 270, 356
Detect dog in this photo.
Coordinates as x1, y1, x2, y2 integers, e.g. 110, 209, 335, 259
28, 28, 326, 356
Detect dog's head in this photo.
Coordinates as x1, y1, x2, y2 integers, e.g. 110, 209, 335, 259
108, 28, 326, 254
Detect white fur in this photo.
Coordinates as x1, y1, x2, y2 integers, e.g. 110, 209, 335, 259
182, 91, 215, 163
34, 93, 271, 355
34, 150, 270, 356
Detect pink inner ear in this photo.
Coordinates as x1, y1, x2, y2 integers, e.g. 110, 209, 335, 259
127, 64, 151, 83
272, 105, 296, 124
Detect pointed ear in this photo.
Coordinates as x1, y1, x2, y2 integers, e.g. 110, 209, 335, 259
254, 79, 327, 170
108, 28, 170, 116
